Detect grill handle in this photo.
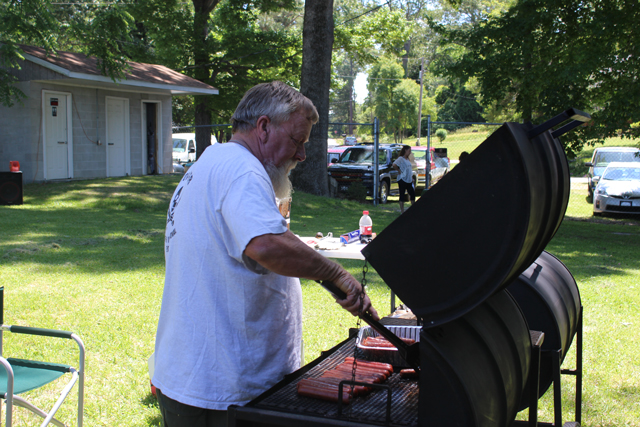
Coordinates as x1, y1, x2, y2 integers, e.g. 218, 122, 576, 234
318, 280, 420, 372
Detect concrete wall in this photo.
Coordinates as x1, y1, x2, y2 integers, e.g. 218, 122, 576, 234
0, 76, 172, 183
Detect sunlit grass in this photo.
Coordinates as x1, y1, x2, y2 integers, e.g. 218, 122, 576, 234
0, 174, 638, 426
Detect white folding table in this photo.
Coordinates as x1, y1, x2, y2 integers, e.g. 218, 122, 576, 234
299, 236, 398, 312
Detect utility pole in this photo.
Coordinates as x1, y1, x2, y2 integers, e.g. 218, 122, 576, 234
349, 57, 354, 135
416, 57, 424, 146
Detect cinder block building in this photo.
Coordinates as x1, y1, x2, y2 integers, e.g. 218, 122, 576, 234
0, 45, 217, 183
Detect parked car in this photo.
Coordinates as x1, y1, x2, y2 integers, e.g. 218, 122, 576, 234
327, 145, 350, 166
584, 147, 640, 199
172, 133, 217, 164
327, 144, 417, 203
412, 146, 450, 188
593, 162, 640, 215
344, 136, 357, 145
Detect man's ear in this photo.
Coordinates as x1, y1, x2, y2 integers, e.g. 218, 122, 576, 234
255, 115, 270, 143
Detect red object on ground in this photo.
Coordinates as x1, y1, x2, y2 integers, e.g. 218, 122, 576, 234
150, 380, 157, 397
9, 161, 20, 172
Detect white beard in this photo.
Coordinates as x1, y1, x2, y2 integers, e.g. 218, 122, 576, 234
265, 159, 297, 200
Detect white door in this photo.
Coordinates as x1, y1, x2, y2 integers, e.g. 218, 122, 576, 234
106, 97, 130, 177
44, 93, 70, 179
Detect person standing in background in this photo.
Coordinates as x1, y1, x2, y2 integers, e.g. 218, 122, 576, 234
392, 145, 415, 213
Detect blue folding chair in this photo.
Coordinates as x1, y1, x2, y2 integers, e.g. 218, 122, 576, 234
0, 287, 85, 426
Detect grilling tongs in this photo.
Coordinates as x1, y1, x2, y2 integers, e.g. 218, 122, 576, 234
318, 280, 421, 373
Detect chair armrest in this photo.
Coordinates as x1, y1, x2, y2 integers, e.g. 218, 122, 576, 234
7, 325, 74, 339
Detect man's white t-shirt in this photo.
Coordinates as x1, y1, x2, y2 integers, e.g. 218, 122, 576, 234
153, 143, 302, 410
393, 156, 413, 183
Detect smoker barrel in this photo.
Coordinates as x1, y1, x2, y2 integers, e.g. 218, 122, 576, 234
418, 289, 531, 427
229, 109, 589, 427
507, 250, 581, 408
362, 117, 574, 327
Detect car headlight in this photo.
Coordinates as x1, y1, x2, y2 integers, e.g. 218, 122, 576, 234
596, 186, 607, 195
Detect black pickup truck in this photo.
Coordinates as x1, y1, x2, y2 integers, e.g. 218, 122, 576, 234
327, 143, 418, 203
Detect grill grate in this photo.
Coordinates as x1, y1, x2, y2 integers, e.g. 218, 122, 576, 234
249, 338, 419, 426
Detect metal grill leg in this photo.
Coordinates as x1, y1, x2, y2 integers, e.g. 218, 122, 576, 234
552, 349, 563, 427
528, 338, 542, 427
575, 307, 583, 424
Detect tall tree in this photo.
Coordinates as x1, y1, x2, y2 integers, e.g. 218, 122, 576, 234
292, 0, 334, 196
389, 79, 423, 142
191, 0, 222, 159
0, 0, 135, 106
128, 0, 301, 150
434, 0, 640, 154
434, 83, 485, 130
365, 56, 405, 134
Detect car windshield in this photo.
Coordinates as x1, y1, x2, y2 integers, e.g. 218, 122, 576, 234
337, 148, 388, 164
602, 166, 640, 181
594, 151, 640, 166
413, 150, 428, 161
173, 139, 187, 152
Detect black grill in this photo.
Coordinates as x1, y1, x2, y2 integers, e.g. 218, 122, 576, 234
229, 109, 589, 427
229, 329, 420, 427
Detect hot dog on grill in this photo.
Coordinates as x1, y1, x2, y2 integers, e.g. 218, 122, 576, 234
344, 357, 394, 374
336, 361, 391, 375
297, 380, 351, 404
361, 336, 416, 348
320, 369, 383, 384
303, 377, 370, 395
400, 368, 419, 379
332, 364, 388, 381
296, 356, 393, 403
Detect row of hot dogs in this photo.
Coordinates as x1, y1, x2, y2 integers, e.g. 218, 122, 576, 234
296, 357, 419, 404
360, 336, 416, 348
296, 357, 393, 404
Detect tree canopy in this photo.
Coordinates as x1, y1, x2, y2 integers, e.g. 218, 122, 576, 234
433, 0, 640, 154
0, 0, 136, 106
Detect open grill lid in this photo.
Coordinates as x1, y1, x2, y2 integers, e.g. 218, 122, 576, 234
362, 109, 590, 327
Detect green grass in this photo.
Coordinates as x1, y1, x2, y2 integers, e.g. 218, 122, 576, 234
0, 174, 639, 426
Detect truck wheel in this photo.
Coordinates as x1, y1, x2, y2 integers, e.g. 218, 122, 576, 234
379, 180, 390, 204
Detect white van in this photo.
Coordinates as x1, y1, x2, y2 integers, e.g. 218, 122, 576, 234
172, 133, 217, 164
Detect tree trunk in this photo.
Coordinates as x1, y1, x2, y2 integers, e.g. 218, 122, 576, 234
292, 0, 334, 197
192, 0, 220, 159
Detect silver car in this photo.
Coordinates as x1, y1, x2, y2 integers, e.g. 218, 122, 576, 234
593, 162, 640, 215
584, 146, 640, 199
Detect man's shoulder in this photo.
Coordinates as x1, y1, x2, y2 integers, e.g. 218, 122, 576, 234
201, 143, 262, 170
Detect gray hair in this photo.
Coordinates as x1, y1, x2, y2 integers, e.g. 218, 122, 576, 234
231, 81, 319, 133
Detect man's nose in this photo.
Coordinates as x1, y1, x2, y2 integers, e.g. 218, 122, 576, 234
295, 144, 306, 162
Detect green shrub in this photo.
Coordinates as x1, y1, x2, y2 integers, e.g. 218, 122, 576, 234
345, 182, 368, 201
435, 128, 448, 143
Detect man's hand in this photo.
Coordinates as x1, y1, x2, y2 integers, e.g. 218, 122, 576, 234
331, 271, 380, 321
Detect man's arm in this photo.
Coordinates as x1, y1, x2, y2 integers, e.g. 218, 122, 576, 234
244, 231, 380, 320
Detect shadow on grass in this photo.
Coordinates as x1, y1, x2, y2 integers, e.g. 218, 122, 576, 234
141, 392, 162, 426
1, 175, 639, 281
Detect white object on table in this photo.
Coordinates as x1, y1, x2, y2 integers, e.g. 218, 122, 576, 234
299, 236, 366, 260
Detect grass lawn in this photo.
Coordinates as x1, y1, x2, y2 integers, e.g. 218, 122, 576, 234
0, 171, 638, 426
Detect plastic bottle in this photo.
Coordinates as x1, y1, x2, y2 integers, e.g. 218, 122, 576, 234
359, 210, 372, 243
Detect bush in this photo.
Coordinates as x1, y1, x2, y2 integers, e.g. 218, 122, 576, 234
435, 128, 448, 143
345, 182, 368, 202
